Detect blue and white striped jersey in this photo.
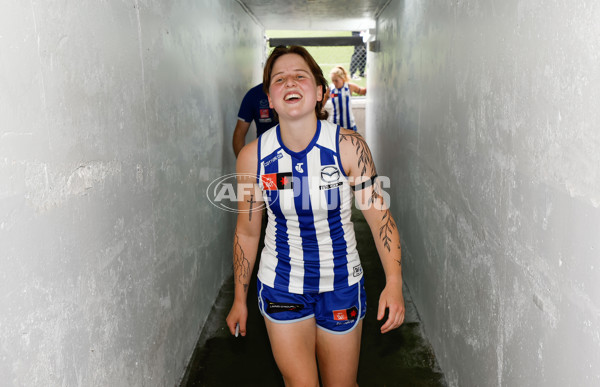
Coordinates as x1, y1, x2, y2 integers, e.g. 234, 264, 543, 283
256, 120, 362, 294
330, 82, 357, 131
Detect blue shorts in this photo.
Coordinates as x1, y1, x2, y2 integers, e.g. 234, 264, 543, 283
257, 277, 367, 334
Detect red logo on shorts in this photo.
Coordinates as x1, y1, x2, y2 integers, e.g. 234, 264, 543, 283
333, 306, 358, 321
333, 309, 348, 321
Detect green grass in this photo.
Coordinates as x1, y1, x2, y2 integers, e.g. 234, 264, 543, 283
265, 30, 367, 92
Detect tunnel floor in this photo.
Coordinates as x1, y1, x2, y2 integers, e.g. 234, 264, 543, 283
181, 208, 447, 386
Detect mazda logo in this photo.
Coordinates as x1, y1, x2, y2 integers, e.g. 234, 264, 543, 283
321, 166, 340, 183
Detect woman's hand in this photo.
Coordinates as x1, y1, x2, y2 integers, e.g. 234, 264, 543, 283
377, 281, 405, 334
226, 300, 249, 337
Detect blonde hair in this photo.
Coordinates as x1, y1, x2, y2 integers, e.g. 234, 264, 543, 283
330, 66, 349, 82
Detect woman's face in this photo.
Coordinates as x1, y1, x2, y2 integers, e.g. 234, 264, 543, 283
267, 53, 322, 120
331, 74, 344, 89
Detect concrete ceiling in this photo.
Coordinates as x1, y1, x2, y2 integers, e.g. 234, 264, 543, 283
237, 0, 390, 31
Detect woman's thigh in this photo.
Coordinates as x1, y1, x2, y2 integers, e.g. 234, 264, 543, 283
316, 320, 363, 387
264, 317, 320, 387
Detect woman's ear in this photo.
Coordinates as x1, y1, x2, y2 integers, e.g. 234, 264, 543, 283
316, 85, 323, 102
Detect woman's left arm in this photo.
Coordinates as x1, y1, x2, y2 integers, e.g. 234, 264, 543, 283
339, 129, 405, 334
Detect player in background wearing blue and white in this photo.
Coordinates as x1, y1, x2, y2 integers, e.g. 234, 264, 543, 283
232, 83, 278, 158
328, 65, 366, 132
226, 46, 404, 387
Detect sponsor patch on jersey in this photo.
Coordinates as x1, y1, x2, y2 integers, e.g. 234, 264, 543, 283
319, 182, 343, 190
321, 165, 341, 183
266, 300, 304, 314
259, 108, 270, 119
263, 152, 283, 167
333, 306, 359, 321
353, 264, 363, 277
331, 93, 339, 98
261, 172, 293, 190
319, 165, 342, 190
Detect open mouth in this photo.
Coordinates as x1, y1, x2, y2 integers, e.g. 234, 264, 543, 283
284, 93, 302, 102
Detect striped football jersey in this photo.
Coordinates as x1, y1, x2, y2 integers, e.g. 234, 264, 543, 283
329, 82, 357, 131
256, 120, 362, 294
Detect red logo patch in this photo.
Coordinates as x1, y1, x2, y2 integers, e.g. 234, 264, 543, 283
333, 309, 348, 321
262, 174, 277, 190
259, 108, 270, 119
261, 172, 293, 191
333, 306, 359, 321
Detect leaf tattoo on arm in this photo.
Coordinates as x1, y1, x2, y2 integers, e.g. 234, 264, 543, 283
368, 176, 386, 208
379, 210, 397, 252
339, 132, 376, 176
340, 131, 397, 256
233, 230, 250, 293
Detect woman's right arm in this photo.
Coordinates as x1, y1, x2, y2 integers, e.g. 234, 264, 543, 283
226, 140, 264, 337
348, 82, 366, 96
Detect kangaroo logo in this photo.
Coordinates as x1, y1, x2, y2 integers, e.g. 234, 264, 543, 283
295, 163, 304, 173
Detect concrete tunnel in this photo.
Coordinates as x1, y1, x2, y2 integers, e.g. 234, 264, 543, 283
1, 0, 600, 386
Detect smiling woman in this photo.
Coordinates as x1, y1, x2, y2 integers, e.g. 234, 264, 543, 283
266, 30, 368, 91
226, 45, 405, 387
262, 45, 329, 128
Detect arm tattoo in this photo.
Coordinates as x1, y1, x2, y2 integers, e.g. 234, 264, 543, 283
339, 132, 376, 176
379, 210, 397, 252
368, 178, 386, 208
233, 231, 250, 292
247, 194, 256, 222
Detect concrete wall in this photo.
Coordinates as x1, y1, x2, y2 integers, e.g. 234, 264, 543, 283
0, 1, 263, 385
369, 0, 600, 386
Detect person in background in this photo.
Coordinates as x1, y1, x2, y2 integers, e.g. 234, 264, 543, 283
232, 83, 278, 157
226, 45, 404, 387
349, 30, 367, 79
329, 65, 366, 131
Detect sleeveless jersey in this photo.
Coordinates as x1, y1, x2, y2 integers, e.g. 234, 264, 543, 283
256, 120, 362, 294
330, 82, 357, 131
